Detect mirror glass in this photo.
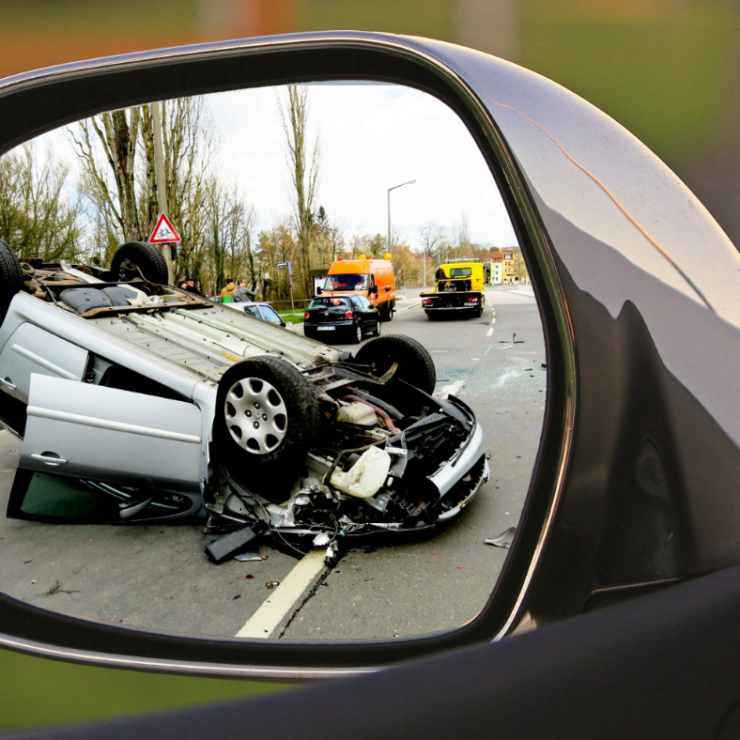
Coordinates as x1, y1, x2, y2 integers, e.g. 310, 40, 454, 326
0, 81, 546, 642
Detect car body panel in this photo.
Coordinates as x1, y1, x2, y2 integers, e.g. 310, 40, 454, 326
0, 322, 89, 403
20, 374, 203, 493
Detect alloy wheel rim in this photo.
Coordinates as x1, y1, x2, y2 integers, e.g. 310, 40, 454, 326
224, 377, 288, 454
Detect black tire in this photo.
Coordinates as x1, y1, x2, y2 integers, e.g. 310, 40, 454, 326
353, 334, 436, 394
110, 241, 169, 284
350, 322, 363, 344
380, 301, 394, 322
374, 318, 382, 337
0, 240, 23, 323
214, 356, 320, 502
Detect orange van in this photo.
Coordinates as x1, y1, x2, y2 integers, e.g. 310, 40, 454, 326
321, 255, 396, 320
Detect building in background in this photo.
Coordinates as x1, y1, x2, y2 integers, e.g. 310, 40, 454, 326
501, 247, 529, 286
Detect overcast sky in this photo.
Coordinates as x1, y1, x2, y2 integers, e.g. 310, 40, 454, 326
207, 82, 518, 250
28, 82, 518, 252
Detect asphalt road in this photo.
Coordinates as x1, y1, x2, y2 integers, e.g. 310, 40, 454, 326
0, 286, 546, 643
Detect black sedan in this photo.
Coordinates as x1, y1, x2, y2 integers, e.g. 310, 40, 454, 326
303, 293, 380, 343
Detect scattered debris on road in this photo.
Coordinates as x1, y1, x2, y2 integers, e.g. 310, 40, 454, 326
485, 526, 517, 548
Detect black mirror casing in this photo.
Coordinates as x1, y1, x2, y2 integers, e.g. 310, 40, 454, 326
2, 29, 740, 682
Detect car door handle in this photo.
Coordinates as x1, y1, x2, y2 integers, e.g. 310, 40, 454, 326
31, 453, 68, 466
0, 377, 16, 391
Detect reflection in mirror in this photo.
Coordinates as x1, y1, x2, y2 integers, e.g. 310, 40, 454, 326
0, 82, 545, 642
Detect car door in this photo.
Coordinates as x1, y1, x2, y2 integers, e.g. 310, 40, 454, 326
350, 294, 369, 332
358, 294, 377, 332
18, 373, 203, 494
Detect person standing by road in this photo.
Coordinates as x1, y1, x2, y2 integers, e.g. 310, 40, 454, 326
231, 279, 255, 303
220, 279, 236, 301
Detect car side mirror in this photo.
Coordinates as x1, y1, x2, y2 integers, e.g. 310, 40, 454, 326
0, 31, 580, 681
1, 25, 734, 689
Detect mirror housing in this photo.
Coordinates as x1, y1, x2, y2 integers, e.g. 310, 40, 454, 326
2, 27, 738, 682
0, 32, 569, 679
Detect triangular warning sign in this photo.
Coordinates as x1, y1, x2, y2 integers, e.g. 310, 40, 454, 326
149, 213, 181, 244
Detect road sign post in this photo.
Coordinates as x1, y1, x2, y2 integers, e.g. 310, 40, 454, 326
275, 261, 295, 315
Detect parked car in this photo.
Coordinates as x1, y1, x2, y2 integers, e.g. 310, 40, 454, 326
303, 294, 381, 343
226, 300, 293, 330
5, 28, 740, 740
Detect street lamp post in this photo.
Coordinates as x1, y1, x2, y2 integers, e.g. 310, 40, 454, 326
387, 179, 416, 255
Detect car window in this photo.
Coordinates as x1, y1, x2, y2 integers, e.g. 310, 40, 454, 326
259, 306, 283, 325
449, 267, 472, 277
309, 297, 350, 309
324, 274, 369, 291
243, 305, 261, 317
350, 295, 364, 309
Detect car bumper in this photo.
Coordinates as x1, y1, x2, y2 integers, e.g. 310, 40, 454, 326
423, 302, 481, 311
304, 320, 355, 333
430, 418, 486, 496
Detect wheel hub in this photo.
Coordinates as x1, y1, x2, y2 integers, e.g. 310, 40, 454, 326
224, 377, 288, 454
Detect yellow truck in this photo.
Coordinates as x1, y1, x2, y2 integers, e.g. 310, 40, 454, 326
420, 259, 486, 318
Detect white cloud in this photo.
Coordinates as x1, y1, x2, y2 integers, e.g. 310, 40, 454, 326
207, 82, 517, 249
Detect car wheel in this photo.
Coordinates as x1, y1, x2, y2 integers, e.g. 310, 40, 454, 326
379, 302, 393, 322
214, 356, 320, 502
351, 322, 363, 344
374, 319, 382, 336
110, 241, 169, 284
353, 334, 436, 394
0, 240, 23, 323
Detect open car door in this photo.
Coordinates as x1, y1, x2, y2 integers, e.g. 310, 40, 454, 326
9, 374, 204, 523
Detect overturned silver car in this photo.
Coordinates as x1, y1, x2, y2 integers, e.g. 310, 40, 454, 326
0, 241, 488, 560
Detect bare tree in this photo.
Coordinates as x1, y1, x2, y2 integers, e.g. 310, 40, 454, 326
314, 206, 346, 267
278, 85, 320, 297
71, 97, 241, 291
453, 212, 474, 259
0, 143, 80, 261
71, 109, 143, 244
419, 221, 447, 286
